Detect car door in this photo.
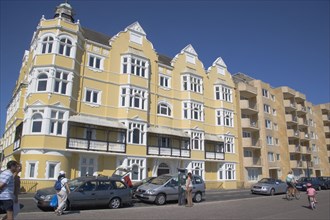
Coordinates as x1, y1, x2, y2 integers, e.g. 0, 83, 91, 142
276, 180, 287, 193
69, 180, 97, 207
164, 178, 178, 201
93, 180, 111, 206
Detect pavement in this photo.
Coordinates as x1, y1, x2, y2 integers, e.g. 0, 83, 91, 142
13, 190, 330, 220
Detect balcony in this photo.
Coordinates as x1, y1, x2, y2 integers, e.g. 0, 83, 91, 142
298, 118, 308, 127
240, 100, 258, 115
284, 100, 296, 111
287, 129, 299, 139
68, 138, 126, 153
290, 160, 303, 168
324, 126, 330, 134
326, 139, 330, 145
205, 151, 225, 160
289, 144, 301, 153
322, 114, 330, 122
300, 132, 310, 141
285, 114, 298, 124
243, 157, 262, 167
241, 118, 259, 131
268, 161, 281, 168
296, 104, 307, 115
328, 151, 330, 157
281, 87, 296, 97
242, 138, 261, 149
237, 83, 257, 97
147, 145, 190, 158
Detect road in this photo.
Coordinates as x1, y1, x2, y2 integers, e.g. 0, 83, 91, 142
13, 190, 330, 220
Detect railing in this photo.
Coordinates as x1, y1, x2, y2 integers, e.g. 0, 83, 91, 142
68, 138, 126, 153
13, 139, 21, 151
205, 151, 225, 160
147, 145, 190, 158
20, 180, 38, 193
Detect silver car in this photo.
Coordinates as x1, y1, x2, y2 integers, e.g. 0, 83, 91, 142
251, 178, 287, 196
135, 174, 205, 205
34, 176, 132, 210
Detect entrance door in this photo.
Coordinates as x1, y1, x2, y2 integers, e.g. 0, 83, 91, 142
315, 170, 321, 177
157, 163, 170, 176
269, 169, 278, 179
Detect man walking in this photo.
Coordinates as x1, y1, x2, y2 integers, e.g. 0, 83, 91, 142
0, 160, 19, 220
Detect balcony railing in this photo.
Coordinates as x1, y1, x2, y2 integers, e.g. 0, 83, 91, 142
147, 145, 190, 158
205, 151, 225, 160
68, 138, 126, 153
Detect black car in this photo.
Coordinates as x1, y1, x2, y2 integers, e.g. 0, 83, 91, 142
34, 176, 132, 211
295, 177, 322, 191
316, 176, 330, 189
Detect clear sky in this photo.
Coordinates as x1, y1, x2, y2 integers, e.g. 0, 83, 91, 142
0, 0, 329, 135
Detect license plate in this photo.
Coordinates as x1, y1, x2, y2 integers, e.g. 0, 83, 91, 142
296, 186, 302, 188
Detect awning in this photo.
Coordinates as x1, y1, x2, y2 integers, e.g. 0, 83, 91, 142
147, 126, 190, 138
69, 115, 127, 129
204, 134, 223, 142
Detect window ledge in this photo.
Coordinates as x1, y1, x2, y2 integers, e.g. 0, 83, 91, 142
84, 102, 100, 108
88, 67, 103, 72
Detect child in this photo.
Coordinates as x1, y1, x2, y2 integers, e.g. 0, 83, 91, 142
306, 183, 317, 209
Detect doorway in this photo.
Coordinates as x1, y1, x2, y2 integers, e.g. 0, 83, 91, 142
157, 163, 170, 176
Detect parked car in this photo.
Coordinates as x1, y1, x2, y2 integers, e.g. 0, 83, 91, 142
134, 174, 205, 205
34, 176, 132, 211
251, 178, 287, 196
316, 176, 330, 189
295, 177, 322, 191
132, 177, 156, 197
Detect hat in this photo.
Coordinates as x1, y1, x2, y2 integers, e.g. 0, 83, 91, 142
59, 170, 66, 175
306, 183, 312, 187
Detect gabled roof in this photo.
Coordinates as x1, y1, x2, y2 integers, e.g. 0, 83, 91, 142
81, 27, 111, 45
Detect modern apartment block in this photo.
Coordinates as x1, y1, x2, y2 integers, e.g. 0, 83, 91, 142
234, 73, 330, 186
1, 2, 329, 192
1, 2, 241, 191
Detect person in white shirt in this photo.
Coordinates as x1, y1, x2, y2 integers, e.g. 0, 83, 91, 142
55, 171, 70, 216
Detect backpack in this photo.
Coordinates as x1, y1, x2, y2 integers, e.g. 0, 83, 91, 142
54, 178, 63, 191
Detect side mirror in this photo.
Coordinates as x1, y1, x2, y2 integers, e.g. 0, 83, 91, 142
275, 182, 279, 185
78, 188, 84, 192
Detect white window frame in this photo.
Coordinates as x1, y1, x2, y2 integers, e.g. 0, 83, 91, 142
265, 119, 272, 129
41, 36, 54, 54
80, 155, 98, 177
262, 89, 269, 98
31, 113, 43, 133
58, 37, 72, 57
215, 85, 233, 102
268, 152, 275, 162
54, 70, 69, 95
266, 136, 274, 145
216, 109, 234, 127
182, 74, 203, 94
191, 132, 204, 151
121, 55, 149, 78
159, 74, 171, 89
183, 101, 203, 121
45, 161, 60, 179
157, 102, 172, 117
36, 73, 48, 92
224, 136, 235, 153
87, 53, 104, 71
190, 161, 204, 178
127, 122, 146, 145
126, 157, 146, 181
120, 86, 148, 110
84, 88, 101, 105
247, 168, 259, 181
264, 104, 270, 114
25, 161, 39, 179
219, 163, 236, 180
50, 110, 65, 136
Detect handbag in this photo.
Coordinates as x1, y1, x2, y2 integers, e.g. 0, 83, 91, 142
50, 194, 58, 208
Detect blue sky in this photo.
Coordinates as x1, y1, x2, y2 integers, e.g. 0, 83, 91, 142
0, 0, 329, 135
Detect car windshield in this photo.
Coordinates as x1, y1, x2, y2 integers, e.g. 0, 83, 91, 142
68, 179, 85, 191
150, 176, 172, 185
258, 178, 274, 184
298, 177, 310, 182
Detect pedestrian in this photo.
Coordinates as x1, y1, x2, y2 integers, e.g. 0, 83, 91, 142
13, 164, 21, 218
0, 160, 19, 220
54, 171, 70, 216
185, 172, 193, 207
306, 183, 317, 209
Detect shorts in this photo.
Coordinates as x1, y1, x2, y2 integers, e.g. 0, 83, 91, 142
287, 182, 295, 188
0, 199, 14, 212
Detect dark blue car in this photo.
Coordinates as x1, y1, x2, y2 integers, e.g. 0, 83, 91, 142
295, 177, 322, 191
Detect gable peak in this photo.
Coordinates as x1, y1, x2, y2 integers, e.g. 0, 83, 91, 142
126, 21, 146, 36
181, 44, 198, 56
213, 57, 227, 68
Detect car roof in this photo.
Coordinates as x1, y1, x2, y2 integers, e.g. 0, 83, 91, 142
73, 176, 123, 181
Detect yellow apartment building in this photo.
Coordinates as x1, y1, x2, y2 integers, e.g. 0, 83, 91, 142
1, 2, 241, 191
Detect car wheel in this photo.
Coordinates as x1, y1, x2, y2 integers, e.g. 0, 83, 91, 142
155, 194, 166, 205
193, 192, 202, 203
270, 188, 275, 196
109, 198, 121, 209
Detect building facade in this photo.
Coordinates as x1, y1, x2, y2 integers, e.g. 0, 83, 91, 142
1, 3, 329, 192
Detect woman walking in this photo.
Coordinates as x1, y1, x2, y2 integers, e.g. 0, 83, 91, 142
185, 172, 193, 207
54, 171, 70, 216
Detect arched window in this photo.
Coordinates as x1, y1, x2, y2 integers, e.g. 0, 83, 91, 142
157, 163, 170, 176
37, 74, 48, 91
31, 113, 43, 133
132, 128, 140, 144
193, 167, 201, 176
59, 38, 72, 57
157, 103, 172, 116
193, 136, 200, 150
41, 36, 54, 54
